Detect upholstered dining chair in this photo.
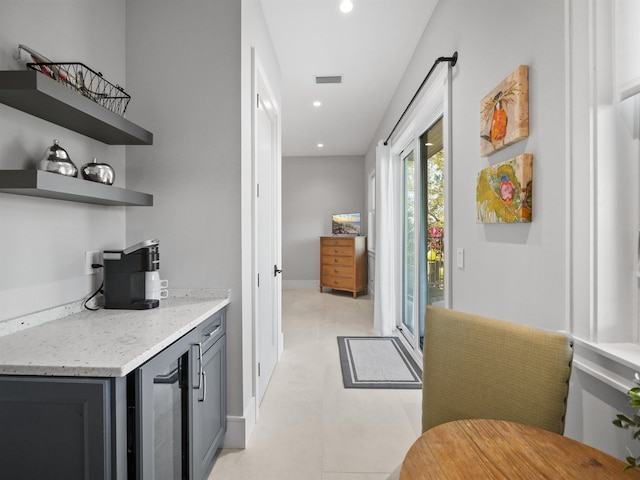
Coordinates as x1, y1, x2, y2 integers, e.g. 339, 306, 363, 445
386, 305, 574, 480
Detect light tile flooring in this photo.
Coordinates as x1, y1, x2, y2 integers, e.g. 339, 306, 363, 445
207, 289, 423, 480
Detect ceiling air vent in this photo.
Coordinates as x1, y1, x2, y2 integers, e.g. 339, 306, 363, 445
314, 75, 342, 84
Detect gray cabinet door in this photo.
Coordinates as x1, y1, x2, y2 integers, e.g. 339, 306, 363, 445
191, 333, 226, 480
0, 376, 113, 480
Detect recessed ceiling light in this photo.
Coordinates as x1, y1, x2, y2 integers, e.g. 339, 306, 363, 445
340, 0, 353, 13
317, 143, 324, 148
313, 101, 322, 107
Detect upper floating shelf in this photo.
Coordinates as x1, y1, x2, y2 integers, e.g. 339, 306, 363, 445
0, 170, 153, 206
0, 70, 153, 145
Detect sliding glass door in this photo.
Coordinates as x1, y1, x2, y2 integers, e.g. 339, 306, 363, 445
399, 117, 446, 353
393, 64, 451, 355
418, 117, 444, 351
401, 149, 416, 336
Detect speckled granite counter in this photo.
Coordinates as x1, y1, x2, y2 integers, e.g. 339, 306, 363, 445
0, 293, 229, 377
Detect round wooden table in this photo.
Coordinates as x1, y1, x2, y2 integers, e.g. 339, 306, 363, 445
400, 419, 633, 479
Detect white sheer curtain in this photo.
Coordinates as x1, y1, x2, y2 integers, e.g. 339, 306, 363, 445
374, 140, 399, 335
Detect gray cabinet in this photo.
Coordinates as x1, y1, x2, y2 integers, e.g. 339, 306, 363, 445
0, 306, 227, 480
191, 309, 227, 480
0, 376, 127, 479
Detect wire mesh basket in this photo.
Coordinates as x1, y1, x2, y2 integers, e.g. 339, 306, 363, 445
27, 62, 131, 116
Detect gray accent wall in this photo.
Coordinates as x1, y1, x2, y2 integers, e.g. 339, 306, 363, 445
282, 155, 365, 287
0, 0, 280, 449
0, 1, 128, 321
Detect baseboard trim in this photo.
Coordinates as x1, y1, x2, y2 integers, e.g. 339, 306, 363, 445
282, 280, 319, 290
223, 396, 256, 449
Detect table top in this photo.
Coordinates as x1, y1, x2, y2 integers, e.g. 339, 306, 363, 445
400, 419, 631, 479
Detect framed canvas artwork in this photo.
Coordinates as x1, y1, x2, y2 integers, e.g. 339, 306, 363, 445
480, 65, 529, 156
476, 153, 533, 224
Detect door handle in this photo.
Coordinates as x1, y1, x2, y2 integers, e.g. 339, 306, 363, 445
199, 371, 206, 402
274, 264, 283, 277
153, 367, 180, 384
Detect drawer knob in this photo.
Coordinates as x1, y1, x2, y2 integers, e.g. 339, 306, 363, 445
334, 248, 338, 253
334, 269, 339, 273
334, 280, 339, 285
334, 258, 338, 263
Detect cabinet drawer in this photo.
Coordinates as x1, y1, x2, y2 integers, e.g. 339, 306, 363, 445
321, 245, 353, 257
321, 237, 354, 247
321, 275, 355, 289
199, 310, 226, 351
321, 255, 354, 267
322, 264, 354, 277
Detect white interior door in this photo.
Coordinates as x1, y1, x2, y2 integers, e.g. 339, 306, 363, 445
255, 59, 281, 405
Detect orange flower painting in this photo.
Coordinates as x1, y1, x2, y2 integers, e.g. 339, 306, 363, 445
480, 65, 529, 156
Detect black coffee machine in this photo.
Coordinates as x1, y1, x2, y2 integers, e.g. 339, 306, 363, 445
103, 239, 160, 309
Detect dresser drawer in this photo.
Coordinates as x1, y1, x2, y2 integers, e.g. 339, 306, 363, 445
321, 237, 355, 247
321, 255, 354, 267
321, 245, 353, 257
321, 275, 355, 289
322, 264, 354, 276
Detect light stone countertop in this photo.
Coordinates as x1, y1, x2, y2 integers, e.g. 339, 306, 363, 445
0, 293, 229, 377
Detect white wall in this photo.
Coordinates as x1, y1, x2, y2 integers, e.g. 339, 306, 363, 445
367, 0, 567, 331
364, 0, 640, 461
563, 0, 640, 460
282, 155, 365, 286
0, 1, 128, 321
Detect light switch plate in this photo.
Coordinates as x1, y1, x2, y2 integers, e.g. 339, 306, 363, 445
456, 248, 464, 269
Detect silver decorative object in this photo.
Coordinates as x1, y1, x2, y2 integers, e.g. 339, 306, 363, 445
37, 139, 78, 177
81, 157, 115, 185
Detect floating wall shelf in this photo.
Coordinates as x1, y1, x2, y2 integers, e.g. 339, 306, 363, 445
0, 71, 153, 145
0, 170, 153, 206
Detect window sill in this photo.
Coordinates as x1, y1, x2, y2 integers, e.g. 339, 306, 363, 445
572, 337, 640, 394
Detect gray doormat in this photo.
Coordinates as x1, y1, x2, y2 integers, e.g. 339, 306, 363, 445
337, 336, 422, 389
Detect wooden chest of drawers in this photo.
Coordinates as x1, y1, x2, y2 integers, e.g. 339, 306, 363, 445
319, 236, 367, 298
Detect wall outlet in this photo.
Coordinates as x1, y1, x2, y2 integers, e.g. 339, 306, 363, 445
84, 250, 101, 275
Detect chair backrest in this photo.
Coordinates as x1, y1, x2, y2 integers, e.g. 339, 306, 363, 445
422, 306, 573, 435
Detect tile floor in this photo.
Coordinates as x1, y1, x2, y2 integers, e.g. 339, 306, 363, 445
207, 289, 423, 480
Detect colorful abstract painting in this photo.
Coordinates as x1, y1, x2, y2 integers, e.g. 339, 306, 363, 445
480, 65, 529, 157
476, 154, 533, 224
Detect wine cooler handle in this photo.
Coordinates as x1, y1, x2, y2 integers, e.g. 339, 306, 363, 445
193, 343, 203, 390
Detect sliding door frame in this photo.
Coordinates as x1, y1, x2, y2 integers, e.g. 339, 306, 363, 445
390, 66, 453, 354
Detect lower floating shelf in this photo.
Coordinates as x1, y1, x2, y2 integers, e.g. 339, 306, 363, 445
0, 170, 153, 206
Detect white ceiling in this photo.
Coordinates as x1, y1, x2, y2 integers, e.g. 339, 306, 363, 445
259, 0, 438, 157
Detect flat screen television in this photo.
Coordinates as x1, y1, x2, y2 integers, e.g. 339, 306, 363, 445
332, 212, 361, 235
